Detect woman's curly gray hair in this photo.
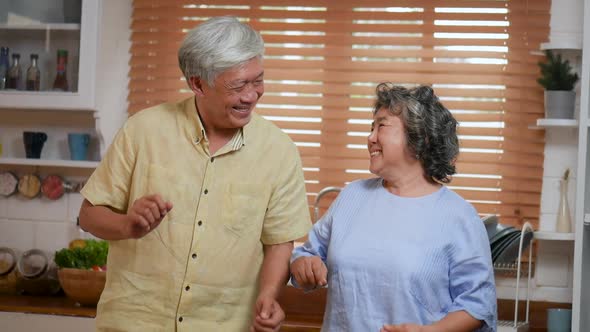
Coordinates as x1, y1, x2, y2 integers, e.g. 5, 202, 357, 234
373, 83, 459, 183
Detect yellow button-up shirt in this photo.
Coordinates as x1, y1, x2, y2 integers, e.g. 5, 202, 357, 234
81, 97, 311, 331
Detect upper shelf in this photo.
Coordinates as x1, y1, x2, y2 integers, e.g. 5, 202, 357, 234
0, 91, 97, 111
0, 158, 99, 169
0, 23, 81, 31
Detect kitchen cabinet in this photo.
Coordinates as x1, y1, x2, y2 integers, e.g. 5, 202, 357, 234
0, 0, 103, 168
569, 0, 590, 330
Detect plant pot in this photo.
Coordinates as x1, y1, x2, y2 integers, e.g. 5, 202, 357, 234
544, 90, 575, 119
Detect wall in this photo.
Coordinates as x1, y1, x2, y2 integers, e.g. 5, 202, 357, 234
0, 0, 131, 254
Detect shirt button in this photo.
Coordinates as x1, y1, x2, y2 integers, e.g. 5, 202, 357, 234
185, 285, 190, 291
198, 220, 203, 226
204, 189, 208, 194
210, 157, 215, 162
178, 317, 183, 322
192, 253, 197, 259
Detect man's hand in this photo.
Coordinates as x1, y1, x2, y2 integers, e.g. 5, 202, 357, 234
381, 324, 430, 332
123, 194, 173, 239
250, 295, 285, 332
290, 256, 327, 290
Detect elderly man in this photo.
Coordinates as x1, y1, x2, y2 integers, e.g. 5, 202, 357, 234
79, 16, 311, 331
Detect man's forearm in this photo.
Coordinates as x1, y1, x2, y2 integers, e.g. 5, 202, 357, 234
258, 242, 294, 299
79, 199, 128, 240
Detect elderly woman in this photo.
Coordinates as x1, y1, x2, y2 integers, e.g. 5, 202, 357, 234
290, 84, 497, 332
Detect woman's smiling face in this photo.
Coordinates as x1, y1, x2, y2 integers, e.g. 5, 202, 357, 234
367, 107, 414, 177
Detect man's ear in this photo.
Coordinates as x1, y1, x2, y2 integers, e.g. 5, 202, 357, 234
188, 76, 206, 97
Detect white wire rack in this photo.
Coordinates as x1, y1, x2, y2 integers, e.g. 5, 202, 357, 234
497, 222, 534, 332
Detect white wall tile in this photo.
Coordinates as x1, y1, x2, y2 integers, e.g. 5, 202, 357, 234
539, 213, 558, 231
543, 130, 578, 178
4, 196, 68, 222
540, 176, 576, 215
0, 219, 35, 251
34, 222, 77, 254
0, 197, 7, 215
67, 193, 84, 223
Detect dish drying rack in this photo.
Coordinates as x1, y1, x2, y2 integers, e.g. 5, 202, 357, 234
497, 222, 534, 332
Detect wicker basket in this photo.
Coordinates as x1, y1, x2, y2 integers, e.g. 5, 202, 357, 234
57, 268, 106, 306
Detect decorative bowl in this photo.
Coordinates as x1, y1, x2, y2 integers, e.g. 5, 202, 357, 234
57, 268, 106, 306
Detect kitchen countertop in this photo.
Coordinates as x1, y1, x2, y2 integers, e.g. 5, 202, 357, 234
0, 294, 321, 331
0, 294, 96, 318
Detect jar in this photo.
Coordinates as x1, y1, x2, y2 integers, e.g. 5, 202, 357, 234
16, 249, 61, 296
0, 247, 19, 295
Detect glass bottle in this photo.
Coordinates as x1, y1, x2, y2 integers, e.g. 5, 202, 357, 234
26, 54, 41, 91
0, 247, 19, 295
16, 249, 61, 295
0, 47, 9, 90
52, 49, 69, 91
6, 53, 22, 90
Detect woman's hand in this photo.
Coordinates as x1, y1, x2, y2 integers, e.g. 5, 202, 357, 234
290, 256, 328, 290
380, 323, 430, 332
124, 194, 173, 239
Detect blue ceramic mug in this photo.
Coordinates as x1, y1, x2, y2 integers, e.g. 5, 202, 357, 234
547, 308, 572, 332
68, 133, 90, 161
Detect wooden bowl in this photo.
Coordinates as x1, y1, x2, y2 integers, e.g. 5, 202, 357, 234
57, 268, 106, 306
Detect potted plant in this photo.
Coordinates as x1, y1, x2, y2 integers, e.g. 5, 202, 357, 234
537, 50, 579, 119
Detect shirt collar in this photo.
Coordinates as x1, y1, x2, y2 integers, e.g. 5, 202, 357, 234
182, 96, 246, 151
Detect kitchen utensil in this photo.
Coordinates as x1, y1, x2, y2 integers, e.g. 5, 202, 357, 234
495, 230, 534, 264
22, 131, 47, 159
0, 171, 18, 197
68, 133, 91, 161
482, 215, 499, 240
41, 174, 73, 200
58, 268, 106, 306
492, 231, 521, 263
490, 225, 516, 247
17, 174, 41, 198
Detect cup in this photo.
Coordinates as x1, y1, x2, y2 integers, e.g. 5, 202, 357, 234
22, 131, 47, 159
68, 133, 90, 161
547, 308, 572, 332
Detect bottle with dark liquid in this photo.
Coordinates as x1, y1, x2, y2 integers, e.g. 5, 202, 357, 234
6, 53, 22, 90
26, 54, 40, 91
52, 49, 68, 91
0, 47, 9, 90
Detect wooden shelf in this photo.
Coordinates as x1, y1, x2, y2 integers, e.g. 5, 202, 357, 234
0, 23, 80, 31
0, 158, 99, 169
534, 231, 575, 241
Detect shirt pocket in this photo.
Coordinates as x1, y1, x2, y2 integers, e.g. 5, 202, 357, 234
146, 163, 195, 223
222, 183, 269, 237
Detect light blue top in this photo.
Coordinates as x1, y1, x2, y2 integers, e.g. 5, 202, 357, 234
291, 178, 497, 331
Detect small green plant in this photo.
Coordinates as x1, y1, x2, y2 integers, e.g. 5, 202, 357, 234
537, 50, 579, 90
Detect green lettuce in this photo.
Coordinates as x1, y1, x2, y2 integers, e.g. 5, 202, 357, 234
54, 239, 108, 269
